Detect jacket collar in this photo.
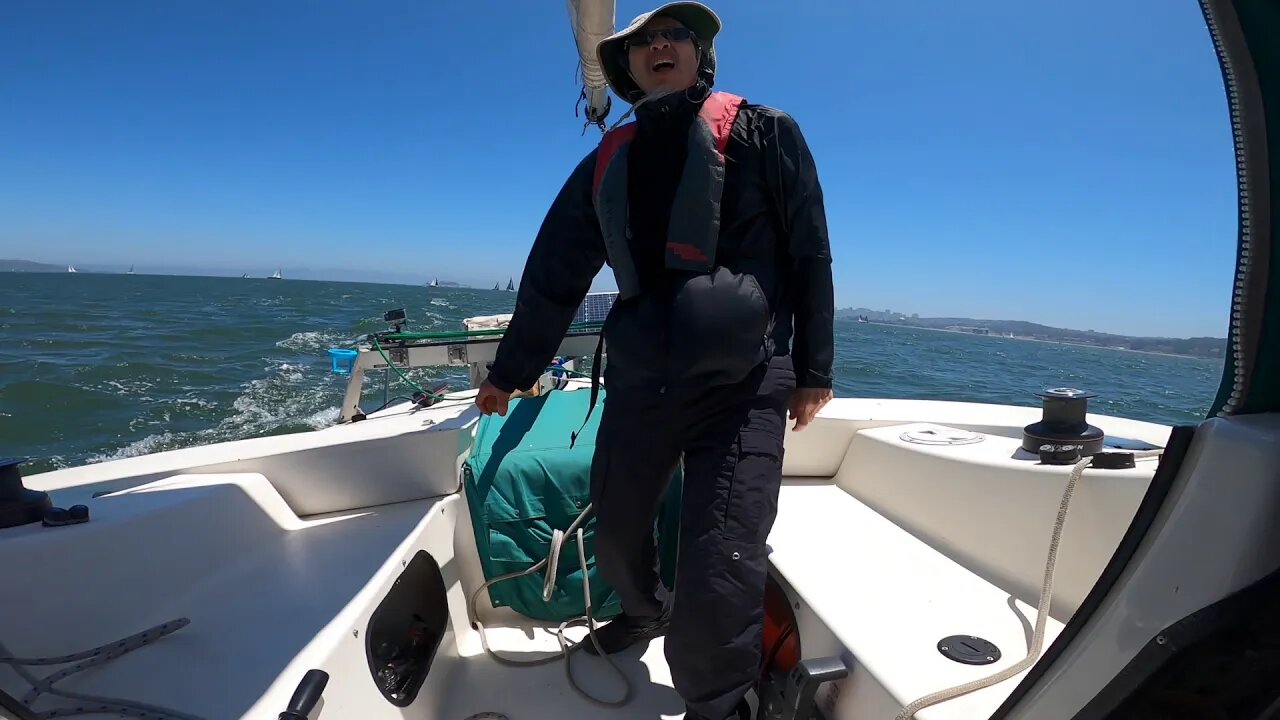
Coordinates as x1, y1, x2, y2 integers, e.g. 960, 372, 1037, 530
634, 90, 702, 134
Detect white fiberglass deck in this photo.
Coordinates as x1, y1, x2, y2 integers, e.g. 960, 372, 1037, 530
443, 629, 683, 719
1, 395, 1177, 720
0, 473, 449, 719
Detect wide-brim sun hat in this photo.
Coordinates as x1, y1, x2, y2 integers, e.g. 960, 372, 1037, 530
596, 2, 721, 104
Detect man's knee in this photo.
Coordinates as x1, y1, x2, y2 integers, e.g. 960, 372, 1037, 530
668, 537, 769, 649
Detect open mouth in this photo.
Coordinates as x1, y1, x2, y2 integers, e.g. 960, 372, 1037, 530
651, 59, 676, 73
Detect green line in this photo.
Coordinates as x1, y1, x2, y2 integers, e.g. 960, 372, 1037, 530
371, 336, 445, 401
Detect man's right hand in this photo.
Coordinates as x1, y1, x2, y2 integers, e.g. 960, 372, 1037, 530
475, 378, 513, 416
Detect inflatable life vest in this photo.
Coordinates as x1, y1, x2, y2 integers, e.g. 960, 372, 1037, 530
590, 92, 745, 300
761, 573, 801, 680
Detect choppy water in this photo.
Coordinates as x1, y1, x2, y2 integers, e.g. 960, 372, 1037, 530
0, 274, 1222, 474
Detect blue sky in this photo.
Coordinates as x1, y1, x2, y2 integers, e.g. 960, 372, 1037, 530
0, 1, 1236, 337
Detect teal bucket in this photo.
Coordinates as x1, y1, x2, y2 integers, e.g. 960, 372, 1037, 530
327, 348, 358, 375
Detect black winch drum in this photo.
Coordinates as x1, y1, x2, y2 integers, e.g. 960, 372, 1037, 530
1022, 388, 1105, 462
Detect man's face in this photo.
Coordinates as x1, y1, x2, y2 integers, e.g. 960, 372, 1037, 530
626, 16, 700, 97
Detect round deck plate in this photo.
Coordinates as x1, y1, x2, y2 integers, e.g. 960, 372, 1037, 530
900, 427, 985, 446
938, 635, 1001, 665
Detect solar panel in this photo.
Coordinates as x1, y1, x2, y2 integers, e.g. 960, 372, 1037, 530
573, 292, 618, 325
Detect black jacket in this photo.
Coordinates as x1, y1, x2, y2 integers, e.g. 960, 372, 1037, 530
488, 92, 834, 394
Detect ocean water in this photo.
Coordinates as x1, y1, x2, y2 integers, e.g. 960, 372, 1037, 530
0, 274, 1223, 474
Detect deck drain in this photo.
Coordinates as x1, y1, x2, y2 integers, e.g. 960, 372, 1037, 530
937, 635, 1001, 665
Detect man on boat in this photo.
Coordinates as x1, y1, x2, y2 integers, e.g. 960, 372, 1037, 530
476, 3, 834, 718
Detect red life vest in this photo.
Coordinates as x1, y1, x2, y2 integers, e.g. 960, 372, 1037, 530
590, 91, 746, 299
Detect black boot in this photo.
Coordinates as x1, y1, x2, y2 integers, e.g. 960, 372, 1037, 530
582, 611, 669, 656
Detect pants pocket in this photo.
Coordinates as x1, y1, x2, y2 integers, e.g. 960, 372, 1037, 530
723, 428, 784, 543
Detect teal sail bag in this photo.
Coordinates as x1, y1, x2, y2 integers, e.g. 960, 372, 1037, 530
464, 388, 681, 622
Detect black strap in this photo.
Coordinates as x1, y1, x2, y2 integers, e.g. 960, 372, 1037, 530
570, 333, 606, 448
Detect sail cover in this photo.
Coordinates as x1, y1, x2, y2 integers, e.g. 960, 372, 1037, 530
568, 0, 615, 128
462, 388, 682, 622
1204, 0, 1279, 416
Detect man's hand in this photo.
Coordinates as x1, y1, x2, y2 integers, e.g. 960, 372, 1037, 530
788, 387, 833, 431
475, 378, 513, 417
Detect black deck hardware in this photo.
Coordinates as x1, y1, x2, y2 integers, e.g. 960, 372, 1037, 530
938, 635, 1001, 665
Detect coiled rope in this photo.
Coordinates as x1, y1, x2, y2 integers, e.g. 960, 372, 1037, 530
466, 503, 633, 708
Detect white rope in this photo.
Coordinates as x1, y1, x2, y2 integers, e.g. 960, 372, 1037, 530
544, 528, 566, 602
467, 504, 632, 708
895, 449, 1165, 720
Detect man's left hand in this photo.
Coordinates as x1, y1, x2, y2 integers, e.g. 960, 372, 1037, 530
788, 387, 833, 431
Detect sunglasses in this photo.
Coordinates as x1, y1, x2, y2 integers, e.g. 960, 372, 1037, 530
625, 27, 696, 50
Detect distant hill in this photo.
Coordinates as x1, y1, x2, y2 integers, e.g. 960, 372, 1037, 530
1, 259, 65, 273
837, 307, 1227, 360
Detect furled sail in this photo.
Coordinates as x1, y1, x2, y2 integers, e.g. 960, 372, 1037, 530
567, 0, 615, 129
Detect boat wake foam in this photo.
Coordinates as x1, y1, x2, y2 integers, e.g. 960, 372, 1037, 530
88, 358, 341, 464
275, 330, 349, 353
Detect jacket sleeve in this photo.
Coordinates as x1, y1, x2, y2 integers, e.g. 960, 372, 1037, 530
486, 150, 607, 393
767, 111, 835, 389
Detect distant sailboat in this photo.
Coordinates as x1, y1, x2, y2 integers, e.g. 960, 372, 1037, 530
505, 278, 515, 292
67, 265, 77, 273
429, 277, 439, 287
126, 265, 135, 275
268, 268, 283, 280
493, 282, 500, 291
242, 273, 250, 279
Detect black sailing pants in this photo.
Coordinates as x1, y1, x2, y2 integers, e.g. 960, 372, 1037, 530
589, 355, 795, 720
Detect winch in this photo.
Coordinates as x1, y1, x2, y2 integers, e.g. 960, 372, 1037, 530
1021, 388, 1106, 464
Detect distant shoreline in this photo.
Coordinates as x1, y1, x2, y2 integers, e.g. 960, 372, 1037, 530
7, 266, 1225, 360
857, 321, 1219, 361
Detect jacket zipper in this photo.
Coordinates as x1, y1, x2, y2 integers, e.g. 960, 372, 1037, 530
1199, 0, 1256, 417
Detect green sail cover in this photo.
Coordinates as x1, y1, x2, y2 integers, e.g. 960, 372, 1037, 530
464, 388, 682, 622
1207, 0, 1280, 416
